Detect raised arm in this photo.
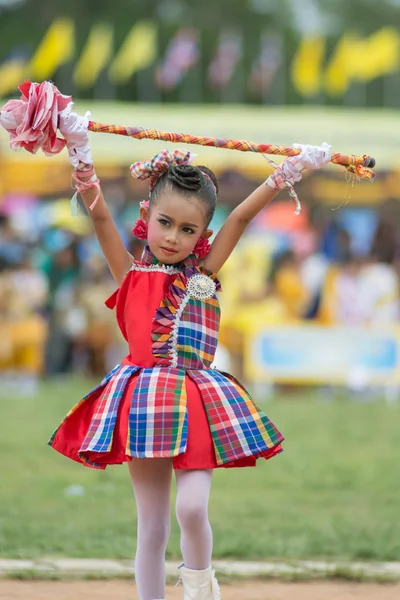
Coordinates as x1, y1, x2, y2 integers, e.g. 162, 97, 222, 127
203, 143, 331, 274
59, 110, 132, 285
203, 183, 278, 274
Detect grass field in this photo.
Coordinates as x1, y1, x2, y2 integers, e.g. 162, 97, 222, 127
0, 379, 399, 562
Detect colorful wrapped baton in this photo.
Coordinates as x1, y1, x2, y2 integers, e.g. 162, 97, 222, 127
0, 81, 376, 180
89, 122, 375, 180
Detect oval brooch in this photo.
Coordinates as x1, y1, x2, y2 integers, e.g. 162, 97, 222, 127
186, 273, 217, 301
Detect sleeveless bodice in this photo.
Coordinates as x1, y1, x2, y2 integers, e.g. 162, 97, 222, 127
106, 247, 221, 370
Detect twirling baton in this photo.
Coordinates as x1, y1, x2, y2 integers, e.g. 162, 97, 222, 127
0, 81, 376, 180
88, 121, 376, 181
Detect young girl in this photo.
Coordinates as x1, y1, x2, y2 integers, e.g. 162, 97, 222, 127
50, 108, 331, 600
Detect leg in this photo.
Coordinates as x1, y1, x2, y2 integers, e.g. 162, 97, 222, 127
175, 469, 220, 599
128, 458, 173, 600
175, 469, 213, 570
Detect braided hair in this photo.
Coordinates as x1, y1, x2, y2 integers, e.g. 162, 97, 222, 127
150, 164, 218, 226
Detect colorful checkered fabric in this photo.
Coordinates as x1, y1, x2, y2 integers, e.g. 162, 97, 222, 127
52, 363, 282, 467
126, 367, 188, 458
48, 364, 121, 447
188, 369, 283, 464
177, 296, 220, 368
130, 148, 194, 193
79, 365, 140, 456
152, 263, 221, 369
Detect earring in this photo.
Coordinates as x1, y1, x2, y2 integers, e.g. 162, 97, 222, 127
194, 237, 211, 259
132, 219, 148, 240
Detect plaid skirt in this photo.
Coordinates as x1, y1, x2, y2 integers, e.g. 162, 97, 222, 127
49, 363, 284, 470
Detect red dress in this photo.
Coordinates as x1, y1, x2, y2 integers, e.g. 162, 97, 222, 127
50, 250, 284, 469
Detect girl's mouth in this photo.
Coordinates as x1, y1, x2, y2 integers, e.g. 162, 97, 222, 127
161, 247, 178, 255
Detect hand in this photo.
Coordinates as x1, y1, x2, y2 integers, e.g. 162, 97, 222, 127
292, 142, 332, 170
59, 105, 93, 168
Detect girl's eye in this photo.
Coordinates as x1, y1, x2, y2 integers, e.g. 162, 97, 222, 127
183, 227, 195, 234
159, 219, 169, 226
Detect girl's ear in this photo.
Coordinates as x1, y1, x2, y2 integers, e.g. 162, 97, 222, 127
203, 229, 213, 240
139, 205, 149, 224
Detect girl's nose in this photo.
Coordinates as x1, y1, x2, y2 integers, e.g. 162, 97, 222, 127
165, 229, 178, 244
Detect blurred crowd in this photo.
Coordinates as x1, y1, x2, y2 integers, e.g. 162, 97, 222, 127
0, 205, 146, 393
220, 202, 400, 379
1, 190, 399, 390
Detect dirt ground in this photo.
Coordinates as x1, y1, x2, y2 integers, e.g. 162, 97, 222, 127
1, 580, 400, 600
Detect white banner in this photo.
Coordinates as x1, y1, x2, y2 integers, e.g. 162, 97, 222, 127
246, 325, 400, 385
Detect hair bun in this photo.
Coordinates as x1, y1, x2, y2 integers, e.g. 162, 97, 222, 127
168, 164, 202, 191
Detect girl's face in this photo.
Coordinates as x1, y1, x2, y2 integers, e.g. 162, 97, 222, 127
141, 191, 212, 264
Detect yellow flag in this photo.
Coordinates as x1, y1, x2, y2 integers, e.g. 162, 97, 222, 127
0, 59, 27, 98
355, 27, 400, 82
74, 24, 113, 89
325, 28, 400, 96
109, 21, 157, 84
291, 36, 325, 97
324, 33, 361, 96
30, 18, 74, 80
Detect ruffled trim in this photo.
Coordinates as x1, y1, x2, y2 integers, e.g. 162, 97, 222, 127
152, 266, 221, 367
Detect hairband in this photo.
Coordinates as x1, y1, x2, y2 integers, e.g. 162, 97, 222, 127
201, 171, 216, 192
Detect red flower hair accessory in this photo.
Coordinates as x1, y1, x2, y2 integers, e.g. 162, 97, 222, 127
194, 237, 211, 259
132, 200, 150, 239
132, 219, 148, 240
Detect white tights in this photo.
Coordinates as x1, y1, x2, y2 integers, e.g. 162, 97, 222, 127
128, 458, 213, 600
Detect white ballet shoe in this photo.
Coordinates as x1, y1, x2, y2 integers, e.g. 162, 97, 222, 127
178, 565, 221, 600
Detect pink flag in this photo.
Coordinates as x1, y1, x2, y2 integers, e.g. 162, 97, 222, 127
208, 31, 242, 89
248, 35, 282, 95
156, 28, 199, 90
